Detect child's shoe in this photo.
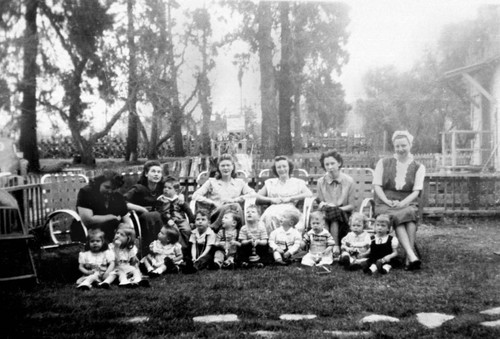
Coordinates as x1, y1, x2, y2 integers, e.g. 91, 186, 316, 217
255, 263, 265, 268
339, 255, 350, 267
138, 279, 150, 287
77, 283, 91, 291
275, 258, 287, 266
240, 262, 249, 269
98, 282, 110, 289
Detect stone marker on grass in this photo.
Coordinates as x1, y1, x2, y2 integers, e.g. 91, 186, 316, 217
480, 319, 500, 327
416, 313, 454, 329
193, 314, 239, 323
279, 314, 317, 320
360, 314, 400, 323
323, 330, 373, 338
480, 307, 500, 316
250, 330, 280, 338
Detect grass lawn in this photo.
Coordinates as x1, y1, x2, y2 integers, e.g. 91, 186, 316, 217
2, 220, 500, 338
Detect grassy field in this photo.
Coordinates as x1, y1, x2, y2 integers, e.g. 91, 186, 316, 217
2, 220, 500, 338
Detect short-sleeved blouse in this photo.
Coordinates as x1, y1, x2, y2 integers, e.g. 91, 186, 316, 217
262, 177, 309, 199
76, 185, 128, 217
316, 172, 355, 207
192, 177, 254, 204
124, 183, 164, 209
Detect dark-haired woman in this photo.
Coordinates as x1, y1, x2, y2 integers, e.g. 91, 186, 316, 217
125, 160, 165, 252
192, 153, 255, 232
315, 151, 355, 256
76, 170, 132, 242
257, 155, 313, 235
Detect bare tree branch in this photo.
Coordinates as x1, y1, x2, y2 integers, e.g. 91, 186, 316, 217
38, 99, 70, 121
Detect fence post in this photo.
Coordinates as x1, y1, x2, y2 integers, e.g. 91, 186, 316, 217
468, 176, 480, 210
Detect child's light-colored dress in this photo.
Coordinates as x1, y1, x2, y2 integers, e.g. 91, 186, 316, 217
301, 229, 335, 266
109, 243, 142, 285
76, 249, 115, 288
141, 240, 183, 269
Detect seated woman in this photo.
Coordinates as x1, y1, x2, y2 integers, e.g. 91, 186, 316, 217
191, 153, 254, 232
373, 130, 424, 271
76, 170, 132, 242
315, 150, 355, 256
256, 155, 313, 235
124, 160, 165, 251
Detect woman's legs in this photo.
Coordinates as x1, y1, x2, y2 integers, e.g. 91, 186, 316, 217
395, 222, 419, 263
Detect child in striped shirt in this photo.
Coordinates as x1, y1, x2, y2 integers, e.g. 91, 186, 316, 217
238, 204, 269, 267
301, 211, 335, 266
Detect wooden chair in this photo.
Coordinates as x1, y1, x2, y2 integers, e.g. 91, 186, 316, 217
0, 190, 38, 284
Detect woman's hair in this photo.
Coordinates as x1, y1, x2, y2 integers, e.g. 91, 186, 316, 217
116, 224, 136, 249
214, 153, 237, 179
319, 150, 343, 170
163, 226, 180, 244
90, 170, 124, 191
84, 229, 108, 252
271, 155, 294, 177
138, 160, 163, 185
391, 130, 414, 145
349, 212, 368, 229
195, 208, 211, 219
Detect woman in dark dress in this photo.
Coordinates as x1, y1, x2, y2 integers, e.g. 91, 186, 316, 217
76, 170, 132, 242
373, 130, 425, 270
125, 160, 165, 251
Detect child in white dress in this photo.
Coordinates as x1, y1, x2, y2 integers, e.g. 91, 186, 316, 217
76, 229, 115, 290
140, 226, 183, 276
109, 224, 149, 287
339, 212, 371, 270
269, 207, 302, 265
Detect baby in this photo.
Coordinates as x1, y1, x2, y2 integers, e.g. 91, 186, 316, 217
301, 211, 335, 266
339, 212, 371, 270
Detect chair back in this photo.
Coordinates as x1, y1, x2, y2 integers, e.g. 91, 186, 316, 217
341, 167, 374, 211
41, 174, 89, 212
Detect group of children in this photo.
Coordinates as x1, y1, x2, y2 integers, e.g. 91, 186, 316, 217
76, 176, 401, 290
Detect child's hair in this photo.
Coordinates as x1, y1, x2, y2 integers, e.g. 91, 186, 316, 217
222, 210, 242, 229
195, 208, 211, 220
163, 226, 180, 244
84, 229, 108, 252
309, 210, 326, 223
282, 207, 301, 227
375, 214, 391, 229
164, 176, 180, 190
245, 204, 260, 215
349, 212, 368, 228
116, 223, 136, 249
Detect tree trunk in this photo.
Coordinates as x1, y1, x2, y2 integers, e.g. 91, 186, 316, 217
167, 1, 184, 156
198, 19, 212, 156
278, 2, 293, 156
125, 0, 138, 162
19, 0, 40, 172
293, 87, 303, 152
257, 2, 278, 158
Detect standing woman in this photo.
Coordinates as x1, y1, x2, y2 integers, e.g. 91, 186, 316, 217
373, 130, 425, 270
257, 156, 313, 235
77, 170, 132, 242
192, 153, 255, 232
125, 160, 164, 251
315, 150, 355, 256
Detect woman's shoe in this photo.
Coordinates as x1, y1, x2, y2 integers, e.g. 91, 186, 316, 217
407, 259, 421, 271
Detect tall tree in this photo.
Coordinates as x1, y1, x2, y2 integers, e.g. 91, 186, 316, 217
277, 1, 293, 155
39, 0, 124, 166
257, 1, 279, 158
125, 0, 138, 162
19, 0, 40, 172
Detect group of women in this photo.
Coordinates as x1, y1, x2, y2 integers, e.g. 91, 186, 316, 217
76, 130, 423, 270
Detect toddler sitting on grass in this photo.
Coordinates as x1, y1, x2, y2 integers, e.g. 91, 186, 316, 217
187, 209, 216, 272
238, 204, 269, 268
76, 229, 115, 290
363, 214, 399, 275
269, 207, 302, 265
140, 226, 183, 276
339, 212, 371, 270
213, 210, 241, 269
301, 211, 335, 267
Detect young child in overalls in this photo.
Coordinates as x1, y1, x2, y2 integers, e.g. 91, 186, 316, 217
363, 214, 399, 275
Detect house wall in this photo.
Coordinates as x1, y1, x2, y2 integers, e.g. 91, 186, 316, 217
470, 89, 482, 166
